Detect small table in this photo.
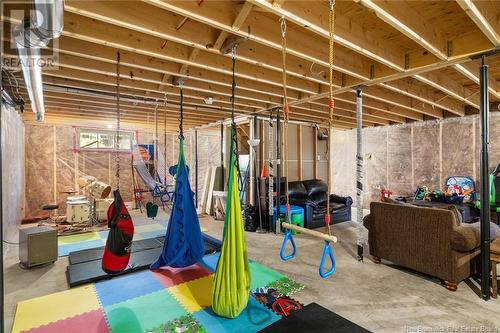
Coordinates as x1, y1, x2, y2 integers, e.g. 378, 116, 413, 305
274, 205, 304, 235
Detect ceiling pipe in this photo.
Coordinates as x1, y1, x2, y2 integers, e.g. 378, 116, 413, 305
13, 0, 64, 122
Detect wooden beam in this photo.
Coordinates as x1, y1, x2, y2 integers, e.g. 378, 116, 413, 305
456, 0, 500, 47
179, 47, 201, 75
381, 80, 466, 116
232, 2, 253, 31
355, 0, 447, 60
454, 63, 500, 101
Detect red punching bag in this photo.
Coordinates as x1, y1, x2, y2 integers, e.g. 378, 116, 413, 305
102, 189, 134, 274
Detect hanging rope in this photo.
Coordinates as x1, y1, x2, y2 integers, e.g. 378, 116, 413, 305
325, 0, 336, 237
115, 51, 121, 189
280, 16, 291, 228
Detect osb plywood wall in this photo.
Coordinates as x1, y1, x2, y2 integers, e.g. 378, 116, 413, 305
2, 106, 24, 247
191, 129, 222, 206
331, 113, 500, 207
24, 124, 220, 217
256, 120, 328, 182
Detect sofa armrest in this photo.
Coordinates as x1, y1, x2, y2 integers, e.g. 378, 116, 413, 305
450, 225, 480, 252
329, 194, 353, 206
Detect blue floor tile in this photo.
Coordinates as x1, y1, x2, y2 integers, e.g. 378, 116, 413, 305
200, 252, 220, 272
193, 297, 280, 332
95, 270, 165, 307
140, 230, 167, 239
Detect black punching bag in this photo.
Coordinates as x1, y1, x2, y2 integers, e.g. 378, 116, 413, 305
102, 189, 134, 274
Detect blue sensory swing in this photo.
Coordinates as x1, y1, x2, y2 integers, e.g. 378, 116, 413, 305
150, 87, 205, 269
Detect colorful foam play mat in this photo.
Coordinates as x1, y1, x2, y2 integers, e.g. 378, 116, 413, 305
58, 223, 207, 257
12, 253, 306, 333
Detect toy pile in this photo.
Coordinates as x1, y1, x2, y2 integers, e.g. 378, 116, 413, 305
414, 176, 476, 205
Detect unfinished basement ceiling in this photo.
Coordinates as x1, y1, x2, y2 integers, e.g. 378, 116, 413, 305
2, 0, 499, 130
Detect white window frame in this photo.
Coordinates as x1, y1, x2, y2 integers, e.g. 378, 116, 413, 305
76, 128, 134, 152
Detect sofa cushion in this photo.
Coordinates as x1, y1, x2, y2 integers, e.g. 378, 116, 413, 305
309, 192, 327, 206
451, 225, 480, 252
302, 179, 328, 197
288, 181, 308, 199
492, 238, 500, 255
465, 222, 500, 240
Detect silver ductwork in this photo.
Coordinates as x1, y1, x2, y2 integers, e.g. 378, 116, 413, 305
14, 0, 64, 122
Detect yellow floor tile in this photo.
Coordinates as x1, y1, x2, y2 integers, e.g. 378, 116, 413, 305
168, 275, 213, 313
11, 285, 100, 333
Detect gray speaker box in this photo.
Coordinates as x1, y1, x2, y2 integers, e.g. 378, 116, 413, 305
19, 226, 58, 268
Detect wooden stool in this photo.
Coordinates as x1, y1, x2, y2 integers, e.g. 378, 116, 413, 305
491, 238, 500, 299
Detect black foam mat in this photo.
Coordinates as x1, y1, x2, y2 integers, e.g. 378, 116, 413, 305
67, 234, 222, 287
68, 237, 164, 265
67, 248, 162, 287
259, 303, 371, 333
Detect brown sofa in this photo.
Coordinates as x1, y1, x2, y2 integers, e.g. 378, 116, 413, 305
364, 202, 480, 291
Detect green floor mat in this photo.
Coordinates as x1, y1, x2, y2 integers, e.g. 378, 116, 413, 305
249, 262, 285, 289
104, 290, 187, 332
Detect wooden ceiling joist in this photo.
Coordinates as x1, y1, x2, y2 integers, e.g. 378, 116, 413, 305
456, 0, 500, 47
61, 2, 466, 118
245, 0, 496, 107
3, 0, 499, 129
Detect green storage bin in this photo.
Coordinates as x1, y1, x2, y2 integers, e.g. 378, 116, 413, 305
290, 212, 304, 235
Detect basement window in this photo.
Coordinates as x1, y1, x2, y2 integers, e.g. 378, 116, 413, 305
77, 129, 133, 151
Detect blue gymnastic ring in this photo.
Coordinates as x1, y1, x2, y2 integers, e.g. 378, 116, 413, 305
280, 229, 296, 261
319, 241, 336, 278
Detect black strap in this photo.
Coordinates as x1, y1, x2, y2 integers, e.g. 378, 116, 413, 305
179, 88, 184, 140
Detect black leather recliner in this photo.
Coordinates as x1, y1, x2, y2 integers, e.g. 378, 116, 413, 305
287, 179, 353, 229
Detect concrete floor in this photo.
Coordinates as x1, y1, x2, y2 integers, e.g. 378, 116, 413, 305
4, 209, 500, 332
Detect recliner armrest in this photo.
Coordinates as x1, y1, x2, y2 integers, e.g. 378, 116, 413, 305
329, 194, 353, 206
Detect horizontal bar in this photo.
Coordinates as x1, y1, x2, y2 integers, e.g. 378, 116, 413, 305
281, 222, 338, 243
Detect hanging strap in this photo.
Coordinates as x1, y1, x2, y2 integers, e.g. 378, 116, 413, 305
230, 47, 242, 186
280, 17, 292, 227
154, 101, 159, 180
179, 87, 184, 140
115, 52, 121, 190
325, 0, 336, 236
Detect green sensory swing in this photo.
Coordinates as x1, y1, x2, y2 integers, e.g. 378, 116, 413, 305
211, 45, 251, 319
